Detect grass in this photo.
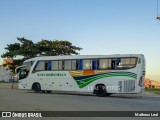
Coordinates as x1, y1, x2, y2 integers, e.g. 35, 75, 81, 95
145, 88, 160, 95
0, 81, 9, 83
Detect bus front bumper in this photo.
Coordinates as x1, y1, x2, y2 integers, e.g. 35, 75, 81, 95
18, 83, 30, 89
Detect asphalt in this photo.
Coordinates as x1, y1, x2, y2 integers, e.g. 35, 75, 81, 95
0, 83, 160, 120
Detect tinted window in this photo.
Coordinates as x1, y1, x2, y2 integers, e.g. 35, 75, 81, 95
23, 61, 32, 71
52, 61, 58, 70
58, 61, 63, 70
47, 61, 52, 70
35, 61, 45, 71
71, 60, 76, 70
83, 60, 92, 70
99, 59, 111, 69
64, 60, 71, 70
116, 57, 137, 69
92, 59, 97, 70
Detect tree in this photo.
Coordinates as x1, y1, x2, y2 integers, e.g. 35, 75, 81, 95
1, 37, 36, 60
16, 37, 36, 59
1, 37, 82, 73
51, 40, 82, 55
35, 40, 53, 56
35, 40, 82, 56
1, 43, 21, 58
152, 85, 155, 89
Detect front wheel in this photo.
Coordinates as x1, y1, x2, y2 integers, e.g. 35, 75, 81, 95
46, 91, 51, 93
33, 83, 41, 93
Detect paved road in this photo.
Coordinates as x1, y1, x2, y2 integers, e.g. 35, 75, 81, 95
0, 83, 160, 120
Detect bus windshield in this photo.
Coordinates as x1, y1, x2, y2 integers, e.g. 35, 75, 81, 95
17, 61, 34, 80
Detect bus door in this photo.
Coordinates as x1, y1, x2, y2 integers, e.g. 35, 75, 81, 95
111, 59, 116, 70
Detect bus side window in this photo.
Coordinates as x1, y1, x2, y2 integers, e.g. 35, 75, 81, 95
116, 58, 121, 65
64, 60, 71, 70
52, 61, 58, 70
79, 60, 83, 70
76, 60, 79, 70
92, 59, 97, 70
111, 59, 116, 70
116, 58, 122, 70
131, 58, 137, 66
97, 59, 99, 69
45, 61, 48, 70
71, 60, 76, 70
47, 60, 52, 70
58, 61, 64, 70
99, 59, 111, 69
83, 59, 92, 70
117, 57, 137, 69
33, 61, 45, 72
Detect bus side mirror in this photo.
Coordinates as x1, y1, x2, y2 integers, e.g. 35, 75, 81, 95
15, 65, 27, 74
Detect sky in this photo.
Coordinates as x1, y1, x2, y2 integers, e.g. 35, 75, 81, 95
0, 0, 160, 81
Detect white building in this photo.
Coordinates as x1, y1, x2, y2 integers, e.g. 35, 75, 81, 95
0, 67, 11, 82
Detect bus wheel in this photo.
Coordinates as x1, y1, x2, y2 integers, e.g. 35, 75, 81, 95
46, 91, 51, 93
106, 93, 112, 96
33, 83, 41, 93
41, 90, 46, 93
94, 84, 107, 97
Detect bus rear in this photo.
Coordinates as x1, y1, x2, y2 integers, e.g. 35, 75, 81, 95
136, 54, 146, 93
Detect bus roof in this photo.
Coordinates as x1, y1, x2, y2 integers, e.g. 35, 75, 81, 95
24, 54, 144, 63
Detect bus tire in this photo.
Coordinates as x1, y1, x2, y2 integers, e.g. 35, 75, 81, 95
106, 93, 112, 96
94, 84, 107, 97
33, 83, 41, 93
42, 90, 46, 93
46, 91, 51, 93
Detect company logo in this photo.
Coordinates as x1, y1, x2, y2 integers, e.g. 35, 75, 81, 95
37, 73, 66, 77
1, 112, 42, 118
2, 112, 11, 117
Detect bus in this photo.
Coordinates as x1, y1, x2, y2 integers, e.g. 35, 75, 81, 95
15, 54, 146, 97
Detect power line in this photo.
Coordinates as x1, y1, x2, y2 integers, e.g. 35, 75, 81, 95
157, 0, 160, 20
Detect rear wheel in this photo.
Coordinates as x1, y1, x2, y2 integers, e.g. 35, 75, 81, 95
94, 84, 107, 97
106, 93, 112, 96
33, 83, 41, 93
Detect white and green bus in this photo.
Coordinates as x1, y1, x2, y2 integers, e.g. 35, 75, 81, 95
15, 54, 146, 97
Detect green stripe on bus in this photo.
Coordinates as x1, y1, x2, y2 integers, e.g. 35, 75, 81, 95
76, 73, 136, 82
75, 73, 137, 88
